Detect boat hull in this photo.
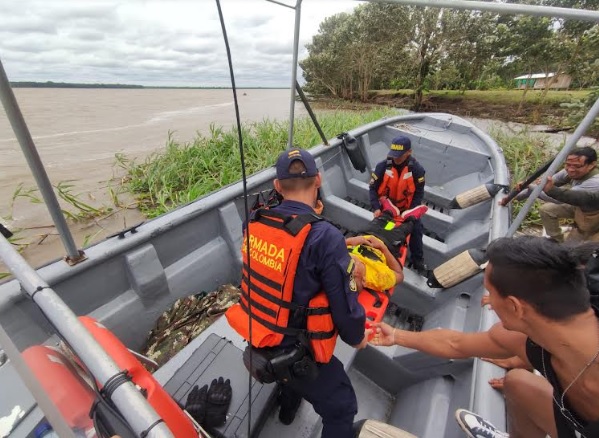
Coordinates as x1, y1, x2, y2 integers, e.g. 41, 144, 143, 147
0, 113, 510, 437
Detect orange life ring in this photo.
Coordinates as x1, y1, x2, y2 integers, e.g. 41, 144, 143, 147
22, 345, 95, 435
79, 316, 197, 438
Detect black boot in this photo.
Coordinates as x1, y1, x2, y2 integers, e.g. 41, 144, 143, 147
411, 259, 429, 277
278, 386, 302, 425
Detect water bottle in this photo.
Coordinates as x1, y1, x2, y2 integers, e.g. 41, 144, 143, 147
34, 423, 59, 438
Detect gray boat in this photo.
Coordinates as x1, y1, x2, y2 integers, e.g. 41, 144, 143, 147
1, 1, 598, 438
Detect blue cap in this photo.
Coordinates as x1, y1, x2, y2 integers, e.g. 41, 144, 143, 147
275, 148, 318, 180
388, 135, 411, 159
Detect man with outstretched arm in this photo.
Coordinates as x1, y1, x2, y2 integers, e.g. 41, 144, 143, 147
372, 236, 599, 438
226, 148, 370, 438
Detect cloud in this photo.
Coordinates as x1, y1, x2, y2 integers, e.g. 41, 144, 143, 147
0, 0, 360, 87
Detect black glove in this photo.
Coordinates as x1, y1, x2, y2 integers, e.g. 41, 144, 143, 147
184, 384, 208, 424
204, 377, 232, 428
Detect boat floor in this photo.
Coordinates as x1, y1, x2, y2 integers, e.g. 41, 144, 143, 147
155, 315, 395, 438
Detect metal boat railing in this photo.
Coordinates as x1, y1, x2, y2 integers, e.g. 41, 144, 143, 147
0, 233, 175, 437
0, 1, 598, 437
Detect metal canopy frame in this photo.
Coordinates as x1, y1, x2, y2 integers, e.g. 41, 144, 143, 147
357, 1, 599, 235
0, 0, 598, 436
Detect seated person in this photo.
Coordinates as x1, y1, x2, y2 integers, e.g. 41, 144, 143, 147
501, 147, 599, 242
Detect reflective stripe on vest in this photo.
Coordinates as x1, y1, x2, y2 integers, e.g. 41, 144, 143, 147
377, 164, 416, 210
225, 209, 338, 363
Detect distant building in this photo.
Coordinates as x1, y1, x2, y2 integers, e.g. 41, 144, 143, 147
514, 72, 572, 90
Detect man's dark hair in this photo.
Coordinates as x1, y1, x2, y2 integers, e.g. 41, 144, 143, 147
569, 146, 597, 165
486, 236, 591, 320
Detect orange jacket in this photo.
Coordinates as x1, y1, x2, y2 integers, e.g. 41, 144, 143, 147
226, 209, 337, 363
377, 165, 416, 211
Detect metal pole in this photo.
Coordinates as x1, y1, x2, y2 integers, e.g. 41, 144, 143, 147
506, 96, 599, 236
296, 81, 328, 146
0, 234, 174, 438
287, 0, 302, 149
369, 0, 599, 22
0, 58, 82, 262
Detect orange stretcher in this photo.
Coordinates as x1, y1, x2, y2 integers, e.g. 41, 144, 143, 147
359, 234, 410, 339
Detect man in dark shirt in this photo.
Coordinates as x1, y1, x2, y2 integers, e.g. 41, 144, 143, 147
372, 236, 599, 438
234, 148, 369, 438
369, 136, 427, 275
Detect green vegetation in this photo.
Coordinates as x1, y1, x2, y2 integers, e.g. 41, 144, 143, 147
10, 181, 113, 223
489, 128, 555, 228
302, 1, 599, 110
118, 109, 397, 217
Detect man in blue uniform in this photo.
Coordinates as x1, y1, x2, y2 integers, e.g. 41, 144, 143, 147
239, 148, 370, 437
369, 135, 427, 274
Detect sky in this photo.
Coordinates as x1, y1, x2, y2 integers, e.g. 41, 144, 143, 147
0, 0, 361, 88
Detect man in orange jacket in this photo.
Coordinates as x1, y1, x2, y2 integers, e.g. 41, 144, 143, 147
369, 136, 427, 275
227, 148, 370, 437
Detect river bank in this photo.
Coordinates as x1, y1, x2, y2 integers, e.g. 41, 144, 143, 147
314, 89, 599, 138
2, 88, 597, 273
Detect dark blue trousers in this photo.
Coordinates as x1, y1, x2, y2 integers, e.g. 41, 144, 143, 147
281, 355, 357, 437
409, 219, 424, 262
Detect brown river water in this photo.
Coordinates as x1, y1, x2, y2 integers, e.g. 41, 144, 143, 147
0, 88, 597, 270
0, 88, 307, 268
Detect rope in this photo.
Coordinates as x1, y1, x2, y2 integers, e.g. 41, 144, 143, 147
214, 0, 254, 435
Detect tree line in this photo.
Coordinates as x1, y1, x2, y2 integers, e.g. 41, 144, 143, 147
300, 0, 599, 109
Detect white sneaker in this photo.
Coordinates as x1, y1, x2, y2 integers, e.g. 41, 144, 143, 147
455, 409, 508, 438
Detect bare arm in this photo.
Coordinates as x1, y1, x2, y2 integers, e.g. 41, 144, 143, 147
372, 321, 532, 367
482, 355, 533, 371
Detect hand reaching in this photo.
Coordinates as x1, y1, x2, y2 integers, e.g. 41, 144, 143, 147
370, 322, 396, 347
355, 328, 374, 349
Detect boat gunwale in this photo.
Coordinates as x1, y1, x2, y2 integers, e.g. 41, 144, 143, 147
0, 113, 508, 310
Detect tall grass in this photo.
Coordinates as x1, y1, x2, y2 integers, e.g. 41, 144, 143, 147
119, 109, 397, 217
490, 127, 555, 228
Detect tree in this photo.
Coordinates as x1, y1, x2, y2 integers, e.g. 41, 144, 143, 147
301, 1, 599, 105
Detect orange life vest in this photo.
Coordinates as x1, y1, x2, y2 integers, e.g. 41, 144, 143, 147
377, 163, 416, 211
225, 209, 338, 363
